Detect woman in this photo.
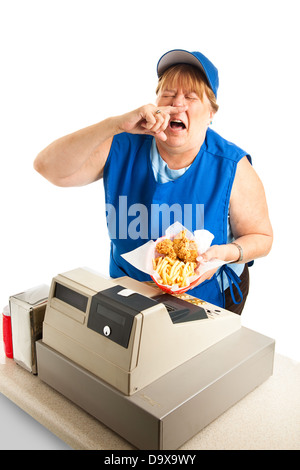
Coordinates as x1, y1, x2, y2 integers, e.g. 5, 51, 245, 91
34, 49, 273, 314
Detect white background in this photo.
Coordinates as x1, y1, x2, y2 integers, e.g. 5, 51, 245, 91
0, 0, 299, 449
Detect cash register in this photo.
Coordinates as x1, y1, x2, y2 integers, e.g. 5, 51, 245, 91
36, 267, 275, 449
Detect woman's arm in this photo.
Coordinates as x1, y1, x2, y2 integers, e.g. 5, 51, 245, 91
226, 155, 273, 262
33, 104, 186, 187
197, 156, 273, 282
33, 117, 117, 187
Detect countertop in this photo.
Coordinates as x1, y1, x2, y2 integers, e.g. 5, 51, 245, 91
1, 328, 299, 450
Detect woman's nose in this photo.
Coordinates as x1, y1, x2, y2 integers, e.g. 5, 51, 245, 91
172, 93, 185, 107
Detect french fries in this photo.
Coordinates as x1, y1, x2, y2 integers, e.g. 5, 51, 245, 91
152, 256, 196, 288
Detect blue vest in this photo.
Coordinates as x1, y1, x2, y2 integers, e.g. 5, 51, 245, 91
103, 128, 250, 307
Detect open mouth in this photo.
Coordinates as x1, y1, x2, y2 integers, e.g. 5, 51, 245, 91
169, 119, 186, 130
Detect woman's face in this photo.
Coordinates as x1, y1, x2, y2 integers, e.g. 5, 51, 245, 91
156, 83, 214, 155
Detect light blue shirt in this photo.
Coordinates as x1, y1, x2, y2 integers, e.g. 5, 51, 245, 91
150, 139, 244, 291
150, 138, 191, 183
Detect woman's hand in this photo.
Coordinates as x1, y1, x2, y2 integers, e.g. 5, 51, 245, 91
116, 104, 188, 141
191, 243, 240, 288
200, 244, 240, 264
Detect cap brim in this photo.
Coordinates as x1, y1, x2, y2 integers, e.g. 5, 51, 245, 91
157, 49, 205, 77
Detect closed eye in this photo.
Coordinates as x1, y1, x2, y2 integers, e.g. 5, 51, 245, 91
186, 94, 199, 100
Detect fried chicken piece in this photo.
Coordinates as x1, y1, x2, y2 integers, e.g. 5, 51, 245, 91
184, 240, 198, 262
173, 232, 199, 263
173, 230, 189, 261
173, 238, 189, 262
156, 239, 177, 260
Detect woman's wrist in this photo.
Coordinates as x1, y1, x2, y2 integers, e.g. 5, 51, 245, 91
229, 242, 243, 263
103, 116, 125, 136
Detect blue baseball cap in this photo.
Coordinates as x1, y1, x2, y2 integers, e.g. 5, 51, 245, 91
157, 49, 219, 98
